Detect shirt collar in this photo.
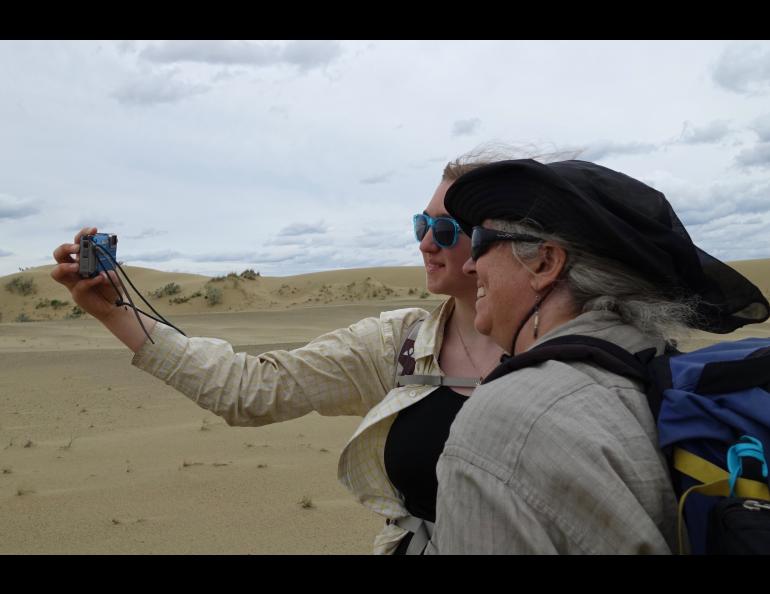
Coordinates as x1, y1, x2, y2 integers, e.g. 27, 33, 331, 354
412, 297, 455, 360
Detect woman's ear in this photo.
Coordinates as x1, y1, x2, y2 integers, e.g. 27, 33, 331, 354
530, 242, 568, 292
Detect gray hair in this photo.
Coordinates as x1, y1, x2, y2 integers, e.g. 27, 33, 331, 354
488, 219, 699, 344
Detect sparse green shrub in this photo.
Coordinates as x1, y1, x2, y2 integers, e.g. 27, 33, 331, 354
209, 275, 226, 283
420, 291, 430, 299
170, 290, 202, 305
15, 313, 32, 322
35, 298, 69, 310
65, 306, 85, 319
5, 276, 37, 296
149, 283, 181, 298
240, 269, 260, 280
205, 285, 223, 306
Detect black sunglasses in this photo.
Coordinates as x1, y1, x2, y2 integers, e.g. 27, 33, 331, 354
413, 213, 463, 249
471, 226, 543, 261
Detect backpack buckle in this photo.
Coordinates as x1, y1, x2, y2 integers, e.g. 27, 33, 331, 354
726, 435, 769, 497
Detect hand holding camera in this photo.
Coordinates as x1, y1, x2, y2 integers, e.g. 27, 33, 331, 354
51, 227, 123, 322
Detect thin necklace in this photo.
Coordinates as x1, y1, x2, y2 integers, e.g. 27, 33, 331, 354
455, 322, 488, 382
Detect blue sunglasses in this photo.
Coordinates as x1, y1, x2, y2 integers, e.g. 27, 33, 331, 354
413, 213, 463, 248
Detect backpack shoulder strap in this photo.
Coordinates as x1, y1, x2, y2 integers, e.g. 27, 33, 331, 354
484, 335, 650, 383
483, 334, 677, 421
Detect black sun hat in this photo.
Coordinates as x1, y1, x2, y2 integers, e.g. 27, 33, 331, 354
444, 159, 769, 334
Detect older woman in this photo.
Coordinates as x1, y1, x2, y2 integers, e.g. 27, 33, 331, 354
426, 159, 768, 554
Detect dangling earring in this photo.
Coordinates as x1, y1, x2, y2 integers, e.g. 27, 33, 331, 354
532, 294, 542, 339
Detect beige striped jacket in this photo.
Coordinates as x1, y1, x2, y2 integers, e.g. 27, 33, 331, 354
132, 299, 456, 554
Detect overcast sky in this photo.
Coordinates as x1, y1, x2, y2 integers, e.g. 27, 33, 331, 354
1, 40, 770, 278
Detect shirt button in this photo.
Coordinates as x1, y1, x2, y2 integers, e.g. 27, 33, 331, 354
409, 391, 417, 397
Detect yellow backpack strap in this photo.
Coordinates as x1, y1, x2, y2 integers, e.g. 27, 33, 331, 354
673, 448, 770, 554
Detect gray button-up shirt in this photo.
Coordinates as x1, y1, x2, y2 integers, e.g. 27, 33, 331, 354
427, 311, 678, 554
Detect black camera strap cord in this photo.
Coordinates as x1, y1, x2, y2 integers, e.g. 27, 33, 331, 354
92, 244, 187, 342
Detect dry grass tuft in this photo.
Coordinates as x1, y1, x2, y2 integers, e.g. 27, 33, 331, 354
298, 495, 314, 509
59, 436, 76, 451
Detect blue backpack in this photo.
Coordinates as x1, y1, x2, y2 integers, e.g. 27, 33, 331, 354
486, 335, 770, 555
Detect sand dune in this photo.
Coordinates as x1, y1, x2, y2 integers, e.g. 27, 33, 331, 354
0, 265, 432, 324
0, 264, 442, 554
1, 261, 769, 553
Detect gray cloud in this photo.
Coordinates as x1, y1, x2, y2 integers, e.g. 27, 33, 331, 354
659, 177, 770, 226
192, 252, 262, 263
735, 142, 770, 170
0, 194, 39, 220
124, 228, 168, 240
112, 71, 210, 106
282, 40, 344, 72
409, 156, 448, 169
279, 221, 328, 236
712, 43, 770, 95
679, 120, 733, 144
751, 113, 770, 142
581, 141, 659, 161
350, 229, 414, 250
0, 249, 13, 257
121, 250, 185, 263
70, 218, 119, 231
360, 171, 394, 185
139, 40, 342, 72
122, 249, 303, 265
269, 104, 290, 119
452, 118, 482, 137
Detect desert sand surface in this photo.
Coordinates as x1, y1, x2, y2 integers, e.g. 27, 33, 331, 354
1, 260, 769, 554
0, 264, 442, 554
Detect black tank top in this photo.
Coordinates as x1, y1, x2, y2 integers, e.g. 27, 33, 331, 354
384, 385, 468, 524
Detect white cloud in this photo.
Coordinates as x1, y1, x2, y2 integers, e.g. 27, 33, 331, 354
0, 248, 13, 257
581, 141, 659, 161
3, 40, 770, 278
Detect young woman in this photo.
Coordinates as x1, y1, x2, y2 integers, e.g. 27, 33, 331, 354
51, 160, 505, 554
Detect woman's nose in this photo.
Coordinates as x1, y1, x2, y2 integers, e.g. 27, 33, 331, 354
419, 228, 439, 253
462, 257, 476, 275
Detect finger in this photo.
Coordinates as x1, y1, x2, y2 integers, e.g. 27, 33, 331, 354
73, 226, 97, 245
52, 242, 79, 264
71, 273, 107, 300
50, 261, 80, 284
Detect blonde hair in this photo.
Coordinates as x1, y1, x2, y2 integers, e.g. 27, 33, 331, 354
443, 142, 583, 182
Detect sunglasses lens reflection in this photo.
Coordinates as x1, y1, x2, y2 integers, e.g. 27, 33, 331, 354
433, 219, 456, 247
414, 216, 427, 241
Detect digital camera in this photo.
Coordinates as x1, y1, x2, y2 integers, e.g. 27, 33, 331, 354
79, 233, 118, 278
